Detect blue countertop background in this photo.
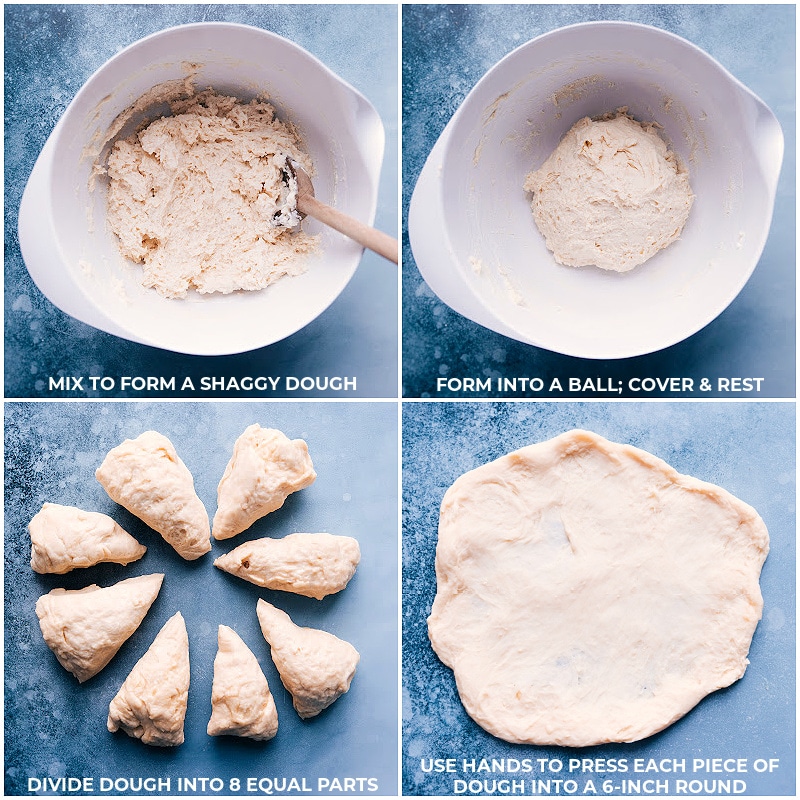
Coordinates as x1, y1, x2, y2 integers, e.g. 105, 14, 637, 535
4, 4, 398, 399
5, 401, 398, 795
402, 4, 796, 398
402, 401, 795, 795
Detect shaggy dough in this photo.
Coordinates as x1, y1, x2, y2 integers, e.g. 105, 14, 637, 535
29, 502, 146, 574
428, 429, 769, 747
106, 88, 318, 298
257, 599, 359, 718
524, 112, 693, 271
208, 625, 278, 740
35, 573, 163, 682
108, 611, 190, 747
214, 533, 360, 599
96, 431, 211, 560
212, 425, 316, 540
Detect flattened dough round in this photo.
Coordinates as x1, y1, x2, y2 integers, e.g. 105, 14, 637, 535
427, 429, 769, 747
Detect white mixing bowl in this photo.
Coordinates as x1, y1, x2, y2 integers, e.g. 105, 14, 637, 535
409, 21, 783, 359
19, 22, 385, 355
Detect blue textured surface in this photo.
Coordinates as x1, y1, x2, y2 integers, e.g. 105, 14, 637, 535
5, 402, 398, 795
402, 4, 796, 398
402, 401, 795, 795
5, 4, 398, 399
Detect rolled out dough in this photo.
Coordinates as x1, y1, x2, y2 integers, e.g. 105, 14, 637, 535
427, 429, 769, 746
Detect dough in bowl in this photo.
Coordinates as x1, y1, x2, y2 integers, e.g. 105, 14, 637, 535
106, 88, 318, 298
524, 111, 693, 272
428, 429, 768, 746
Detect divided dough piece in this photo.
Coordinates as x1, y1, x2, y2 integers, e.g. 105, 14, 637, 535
428, 429, 769, 747
213, 425, 316, 540
29, 502, 146, 574
214, 533, 360, 599
96, 430, 211, 560
108, 611, 190, 747
207, 625, 278, 740
35, 573, 164, 682
256, 599, 359, 718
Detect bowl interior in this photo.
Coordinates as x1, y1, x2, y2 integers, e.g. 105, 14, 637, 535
43, 23, 383, 354
435, 23, 781, 358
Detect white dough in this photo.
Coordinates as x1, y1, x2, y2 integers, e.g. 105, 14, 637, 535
524, 112, 693, 272
207, 625, 278, 740
212, 425, 316, 540
214, 533, 360, 599
96, 431, 211, 560
428, 429, 768, 747
36, 574, 163, 683
106, 89, 318, 298
29, 502, 146, 574
257, 599, 359, 719
108, 612, 190, 747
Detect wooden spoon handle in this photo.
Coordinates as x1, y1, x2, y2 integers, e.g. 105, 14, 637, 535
300, 195, 398, 264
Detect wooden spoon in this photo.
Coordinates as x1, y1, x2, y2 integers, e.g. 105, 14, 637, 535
287, 160, 398, 264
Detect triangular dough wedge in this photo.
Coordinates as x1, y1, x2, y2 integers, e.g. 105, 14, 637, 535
207, 625, 278, 740
214, 533, 360, 599
96, 431, 211, 560
108, 611, 190, 747
30, 502, 147, 574
256, 599, 359, 718
35, 573, 164, 682
212, 425, 316, 540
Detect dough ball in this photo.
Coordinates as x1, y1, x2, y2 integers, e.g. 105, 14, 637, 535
29, 502, 146, 574
428, 429, 768, 746
524, 112, 693, 272
208, 625, 278, 741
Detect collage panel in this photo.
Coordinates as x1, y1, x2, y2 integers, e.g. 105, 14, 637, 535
402, 400, 795, 796
5, 3, 398, 400
402, 3, 795, 399
5, 401, 398, 795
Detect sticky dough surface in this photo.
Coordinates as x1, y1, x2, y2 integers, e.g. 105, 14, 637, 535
208, 625, 278, 741
257, 599, 359, 719
95, 430, 211, 560
214, 532, 360, 599
106, 89, 318, 298
29, 502, 146, 574
213, 424, 316, 540
107, 612, 190, 746
428, 430, 768, 747
36, 574, 163, 683
524, 112, 693, 272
